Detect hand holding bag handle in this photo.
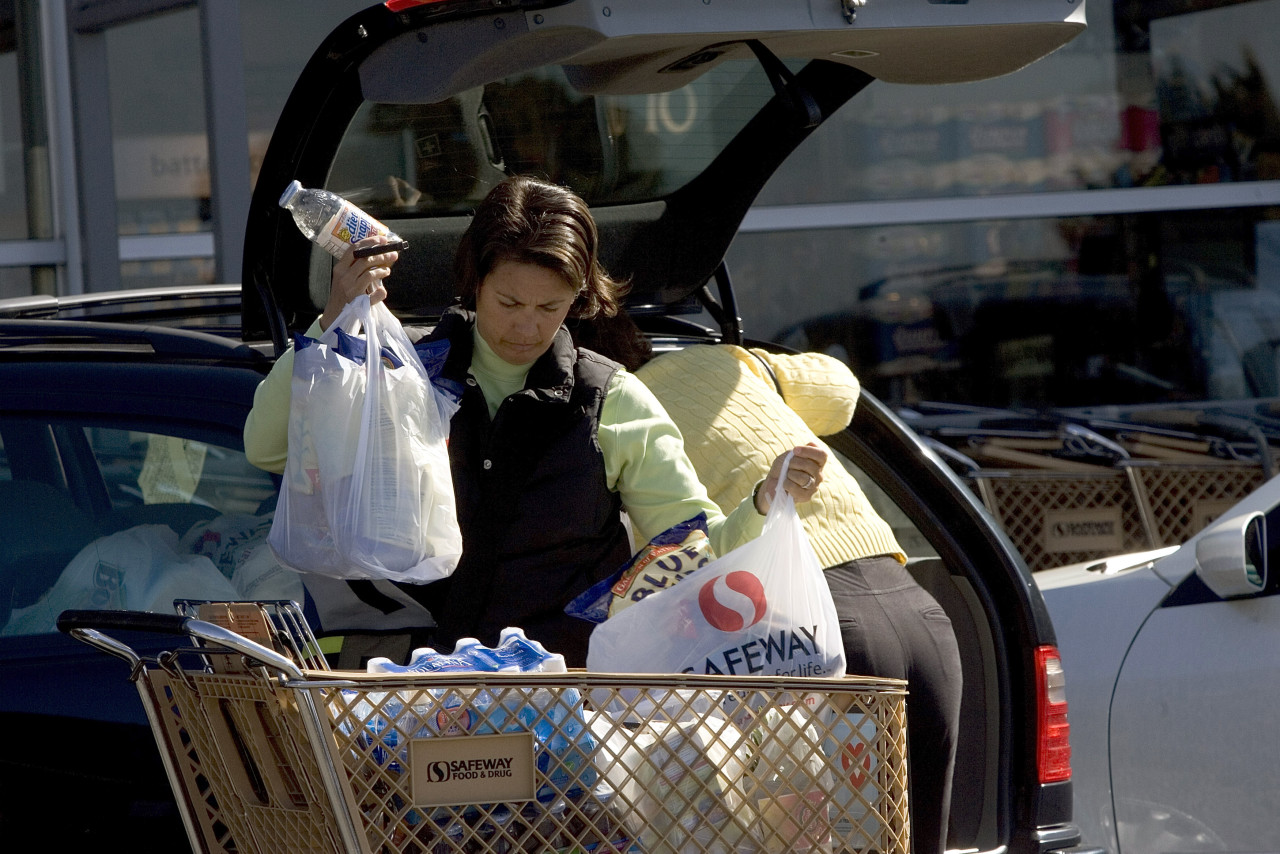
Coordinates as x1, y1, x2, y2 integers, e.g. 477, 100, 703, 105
587, 451, 846, 678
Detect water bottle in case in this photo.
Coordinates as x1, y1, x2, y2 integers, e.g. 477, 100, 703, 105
279, 179, 402, 259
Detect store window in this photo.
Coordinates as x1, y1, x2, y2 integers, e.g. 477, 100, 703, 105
759, 0, 1279, 207
100, 8, 210, 289
0, 25, 30, 242
732, 0, 1280, 422
758, 1, 1129, 205
736, 207, 1278, 409
241, 2, 387, 187
1, 3, 52, 241
0, 268, 34, 300
1150, 0, 1280, 186
98, 2, 369, 290
107, 10, 208, 237
0, 2, 56, 299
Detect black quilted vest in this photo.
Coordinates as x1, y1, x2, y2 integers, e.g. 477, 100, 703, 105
409, 307, 631, 667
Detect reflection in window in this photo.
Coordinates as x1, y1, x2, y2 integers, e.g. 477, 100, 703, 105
761, 0, 1280, 206
1150, 0, 1280, 186
736, 206, 1280, 411
106, 9, 210, 238
731, 0, 1280, 416
327, 61, 775, 217
0, 422, 288, 637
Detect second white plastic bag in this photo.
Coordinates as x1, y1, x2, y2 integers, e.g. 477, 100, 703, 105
268, 294, 462, 583
586, 454, 846, 678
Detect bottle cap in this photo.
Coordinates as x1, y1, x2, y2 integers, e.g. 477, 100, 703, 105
278, 179, 303, 208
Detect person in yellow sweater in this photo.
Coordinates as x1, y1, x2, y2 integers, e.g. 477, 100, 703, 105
575, 314, 962, 854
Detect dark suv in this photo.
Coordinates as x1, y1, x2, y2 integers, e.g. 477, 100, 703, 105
0, 2, 1097, 851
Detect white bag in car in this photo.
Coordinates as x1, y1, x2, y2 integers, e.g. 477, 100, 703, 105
586, 454, 846, 678
268, 295, 462, 583
181, 512, 305, 603
2, 524, 239, 636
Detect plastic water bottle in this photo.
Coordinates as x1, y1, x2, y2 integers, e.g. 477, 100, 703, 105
473, 627, 568, 673
364, 647, 474, 675
278, 179, 401, 259
366, 629, 567, 674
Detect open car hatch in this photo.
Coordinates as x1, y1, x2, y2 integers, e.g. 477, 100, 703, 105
243, 0, 1085, 349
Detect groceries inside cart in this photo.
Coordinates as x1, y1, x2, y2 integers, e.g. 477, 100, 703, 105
908, 403, 1280, 571
59, 600, 909, 854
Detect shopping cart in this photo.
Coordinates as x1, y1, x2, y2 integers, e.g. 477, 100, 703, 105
59, 601, 910, 854
923, 420, 1273, 572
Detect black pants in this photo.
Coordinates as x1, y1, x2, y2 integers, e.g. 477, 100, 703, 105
825, 555, 963, 854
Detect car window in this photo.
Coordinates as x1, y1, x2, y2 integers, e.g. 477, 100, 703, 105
840, 449, 940, 560
88, 428, 273, 515
0, 421, 290, 638
326, 59, 777, 217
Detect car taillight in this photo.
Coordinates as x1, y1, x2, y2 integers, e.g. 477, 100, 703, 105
1035, 645, 1071, 783
385, 0, 453, 11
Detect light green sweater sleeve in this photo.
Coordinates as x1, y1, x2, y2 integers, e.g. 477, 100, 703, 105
242, 318, 326, 475
243, 326, 764, 556
243, 345, 294, 475
598, 370, 764, 556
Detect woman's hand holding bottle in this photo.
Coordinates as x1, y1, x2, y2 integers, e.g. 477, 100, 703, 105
320, 237, 401, 331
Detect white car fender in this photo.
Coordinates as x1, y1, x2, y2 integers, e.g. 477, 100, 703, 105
1034, 556, 1174, 854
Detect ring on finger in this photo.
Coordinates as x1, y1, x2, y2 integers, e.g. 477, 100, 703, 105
802, 474, 815, 489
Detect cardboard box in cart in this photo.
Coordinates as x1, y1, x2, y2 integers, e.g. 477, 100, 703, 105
59, 602, 911, 854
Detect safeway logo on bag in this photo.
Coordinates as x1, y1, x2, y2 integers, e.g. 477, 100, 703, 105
682, 570, 832, 677
698, 570, 767, 631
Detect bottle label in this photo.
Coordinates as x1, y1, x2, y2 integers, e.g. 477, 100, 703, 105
319, 200, 391, 258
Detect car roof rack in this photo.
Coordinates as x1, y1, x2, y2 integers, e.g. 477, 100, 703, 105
0, 318, 268, 362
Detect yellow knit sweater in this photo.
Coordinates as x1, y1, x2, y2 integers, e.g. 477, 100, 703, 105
635, 345, 906, 568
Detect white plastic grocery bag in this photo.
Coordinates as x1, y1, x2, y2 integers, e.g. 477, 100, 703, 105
268, 295, 462, 583
586, 454, 846, 678
2, 525, 239, 636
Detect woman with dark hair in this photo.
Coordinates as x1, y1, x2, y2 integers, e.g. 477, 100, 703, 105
245, 175, 827, 666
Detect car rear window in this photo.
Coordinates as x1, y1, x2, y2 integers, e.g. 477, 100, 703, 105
325, 59, 779, 218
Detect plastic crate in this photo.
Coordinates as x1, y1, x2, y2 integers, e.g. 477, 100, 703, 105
971, 468, 1151, 573
946, 421, 1275, 571
1123, 460, 1268, 548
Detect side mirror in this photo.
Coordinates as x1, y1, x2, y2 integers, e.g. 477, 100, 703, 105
1194, 511, 1267, 599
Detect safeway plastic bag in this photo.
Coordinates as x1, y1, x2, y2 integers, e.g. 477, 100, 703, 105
586, 454, 846, 678
268, 295, 462, 583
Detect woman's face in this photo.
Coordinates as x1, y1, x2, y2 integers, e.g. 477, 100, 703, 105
474, 260, 578, 365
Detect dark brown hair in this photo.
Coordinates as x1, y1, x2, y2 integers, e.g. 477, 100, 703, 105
568, 310, 654, 372
454, 175, 627, 319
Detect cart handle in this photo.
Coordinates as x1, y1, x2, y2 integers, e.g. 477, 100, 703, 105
58, 609, 188, 636
57, 609, 305, 680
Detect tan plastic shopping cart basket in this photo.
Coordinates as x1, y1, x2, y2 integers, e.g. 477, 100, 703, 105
59, 601, 910, 854
937, 426, 1272, 572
